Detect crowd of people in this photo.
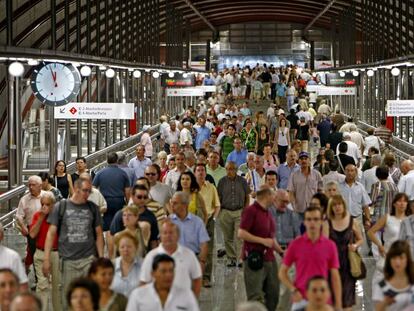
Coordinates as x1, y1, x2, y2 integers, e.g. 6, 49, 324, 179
0, 63, 414, 311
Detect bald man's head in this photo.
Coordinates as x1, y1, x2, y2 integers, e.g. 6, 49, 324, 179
401, 160, 414, 175
275, 190, 290, 210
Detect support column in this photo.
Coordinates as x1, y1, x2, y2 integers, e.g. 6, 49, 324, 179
205, 40, 211, 72
7, 74, 17, 188
310, 41, 315, 71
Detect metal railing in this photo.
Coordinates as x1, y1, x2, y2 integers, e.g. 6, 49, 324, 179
0, 124, 162, 231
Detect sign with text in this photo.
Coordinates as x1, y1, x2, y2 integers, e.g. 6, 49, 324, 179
54, 103, 134, 119
197, 85, 216, 92
161, 73, 195, 87
166, 88, 204, 97
306, 85, 356, 96
326, 72, 359, 86
387, 100, 414, 116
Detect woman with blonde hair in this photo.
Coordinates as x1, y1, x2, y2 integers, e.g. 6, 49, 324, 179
323, 194, 363, 311
113, 205, 149, 258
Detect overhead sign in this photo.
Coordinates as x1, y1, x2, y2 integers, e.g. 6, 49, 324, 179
387, 100, 414, 116
54, 103, 134, 119
326, 72, 359, 86
197, 85, 216, 92
161, 73, 195, 87
166, 88, 204, 97
306, 85, 356, 96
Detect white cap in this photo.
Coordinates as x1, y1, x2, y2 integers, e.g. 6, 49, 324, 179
278, 109, 285, 115
183, 121, 191, 127
142, 125, 151, 131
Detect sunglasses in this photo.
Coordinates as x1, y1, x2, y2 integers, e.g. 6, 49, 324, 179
145, 173, 157, 176
135, 195, 148, 200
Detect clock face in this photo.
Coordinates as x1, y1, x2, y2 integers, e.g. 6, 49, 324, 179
31, 62, 81, 106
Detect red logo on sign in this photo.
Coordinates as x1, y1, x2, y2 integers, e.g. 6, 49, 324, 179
69, 107, 77, 115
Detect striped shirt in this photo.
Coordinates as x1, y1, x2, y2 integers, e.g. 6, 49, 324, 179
370, 181, 399, 221
374, 126, 393, 144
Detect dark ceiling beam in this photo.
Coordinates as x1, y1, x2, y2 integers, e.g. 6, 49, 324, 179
182, 0, 217, 32
304, 0, 338, 33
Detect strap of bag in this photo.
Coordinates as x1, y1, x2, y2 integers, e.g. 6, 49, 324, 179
336, 155, 345, 173
57, 199, 67, 236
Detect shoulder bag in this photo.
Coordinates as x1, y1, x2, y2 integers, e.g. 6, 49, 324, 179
348, 218, 367, 279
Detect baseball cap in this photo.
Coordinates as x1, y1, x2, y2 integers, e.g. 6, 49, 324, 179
298, 151, 309, 159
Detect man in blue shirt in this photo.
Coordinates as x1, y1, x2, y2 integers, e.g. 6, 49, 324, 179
128, 144, 152, 179
226, 138, 248, 168
93, 152, 130, 232
276, 149, 299, 189
169, 192, 209, 263
194, 117, 211, 151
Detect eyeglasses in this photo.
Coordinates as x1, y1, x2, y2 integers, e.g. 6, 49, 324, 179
145, 173, 157, 176
135, 195, 148, 200
305, 217, 321, 222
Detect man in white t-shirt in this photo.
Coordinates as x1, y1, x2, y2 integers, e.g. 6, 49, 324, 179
0, 224, 28, 290
139, 221, 202, 297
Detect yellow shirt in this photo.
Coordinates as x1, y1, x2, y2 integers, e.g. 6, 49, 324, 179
199, 181, 220, 216
188, 193, 198, 215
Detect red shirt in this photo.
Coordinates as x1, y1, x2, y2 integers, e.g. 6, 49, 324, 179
240, 201, 275, 261
29, 211, 58, 250
283, 233, 339, 298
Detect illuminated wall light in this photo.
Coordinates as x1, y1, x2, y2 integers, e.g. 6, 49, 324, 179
133, 70, 141, 78
28, 59, 39, 66
105, 68, 115, 78
352, 70, 359, 77
339, 71, 346, 77
80, 65, 92, 77
391, 67, 401, 76
152, 71, 160, 79
8, 61, 25, 77
183, 73, 188, 78
367, 69, 374, 77
168, 72, 175, 78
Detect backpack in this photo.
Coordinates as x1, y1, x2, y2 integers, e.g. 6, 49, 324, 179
57, 199, 97, 239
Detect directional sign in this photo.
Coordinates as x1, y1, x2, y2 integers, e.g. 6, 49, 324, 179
306, 85, 356, 96
387, 100, 414, 117
54, 103, 134, 119
166, 88, 204, 97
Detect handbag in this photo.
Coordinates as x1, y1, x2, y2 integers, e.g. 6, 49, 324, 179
246, 250, 264, 271
348, 221, 367, 279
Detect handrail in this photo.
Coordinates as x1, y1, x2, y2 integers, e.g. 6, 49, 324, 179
0, 185, 26, 204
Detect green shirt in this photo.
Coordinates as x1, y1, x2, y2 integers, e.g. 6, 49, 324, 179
206, 165, 227, 188
220, 136, 235, 162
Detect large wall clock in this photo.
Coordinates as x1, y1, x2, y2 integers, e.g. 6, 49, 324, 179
31, 62, 81, 107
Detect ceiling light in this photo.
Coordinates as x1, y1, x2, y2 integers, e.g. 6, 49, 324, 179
27, 59, 39, 66
80, 65, 92, 77
391, 67, 400, 76
133, 70, 141, 78
8, 62, 25, 77
105, 68, 115, 78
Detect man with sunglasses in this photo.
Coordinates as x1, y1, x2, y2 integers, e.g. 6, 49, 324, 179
145, 165, 173, 214
278, 206, 342, 311
109, 184, 159, 251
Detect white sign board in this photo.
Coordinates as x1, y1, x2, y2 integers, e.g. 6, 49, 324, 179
166, 88, 204, 97
54, 103, 134, 120
306, 85, 356, 96
387, 100, 414, 117
197, 85, 216, 92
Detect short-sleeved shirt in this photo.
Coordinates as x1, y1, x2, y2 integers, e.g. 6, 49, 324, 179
47, 199, 102, 260
111, 256, 142, 297
199, 181, 220, 216
277, 163, 300, 189
139, 244, 202, 290
282, 234, 339, 298
220, 136, 235, 162
338, 181, 371, 217
93, 165, 130, 198
16, 191, 47, 227
226, 149, 248, 168
217, 176, 250, 211
240, 202, 276, 261
270, 207, 301, 246
287, 169, 323, 213
372, 279, 414, 311
169, 213, 210, 254
206, 165, 226, 185
0, 245, 28, 284
195, 126, 211, 150
109, 207, 159, 243
30, 211, 58, 250
128, 157, 152, 179
150, 182, 173, 207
